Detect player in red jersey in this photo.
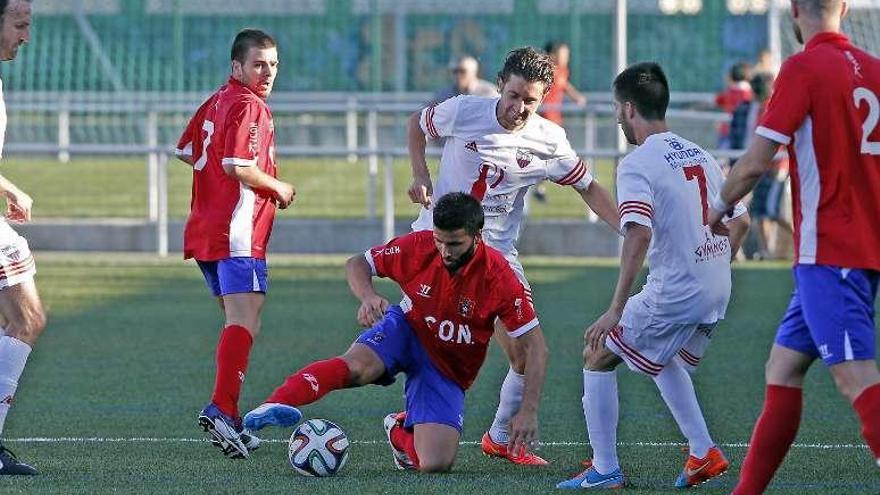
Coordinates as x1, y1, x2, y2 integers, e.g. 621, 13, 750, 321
174, 29, 295, 459
708, 1, 880, 492
243, 193, 549, 473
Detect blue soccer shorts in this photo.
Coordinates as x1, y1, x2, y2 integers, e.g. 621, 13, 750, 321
776, 264, 878, 366
196, 257, 268, 297
356, 305, 465, 432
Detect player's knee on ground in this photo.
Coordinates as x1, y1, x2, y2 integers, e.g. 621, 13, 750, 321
583, 345, 618, 372
416, 452, 455, 473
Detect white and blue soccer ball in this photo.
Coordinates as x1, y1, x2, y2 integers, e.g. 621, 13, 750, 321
288, 418, 350, 477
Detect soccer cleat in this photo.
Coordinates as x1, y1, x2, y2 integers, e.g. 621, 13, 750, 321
0, 444, 37, 475
556, 464, 625, 489
674, 446, 730, 488
383, 412, 416, 471
240, 430, 262, 452
198, 403, 249, 459
480, 431, 549, 466
243, 402, 302, 432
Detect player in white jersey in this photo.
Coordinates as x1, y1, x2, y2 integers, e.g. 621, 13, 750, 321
408, 47, 619, 465
0, 0, 42, 476
557, 62, 750, 490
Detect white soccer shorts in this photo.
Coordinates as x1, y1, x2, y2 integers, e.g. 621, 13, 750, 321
605, 294, 716, 377
0, 221, 36, 290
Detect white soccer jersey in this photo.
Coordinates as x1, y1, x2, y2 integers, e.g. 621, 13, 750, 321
617, 132, 746, 325
412, 95, 593, 257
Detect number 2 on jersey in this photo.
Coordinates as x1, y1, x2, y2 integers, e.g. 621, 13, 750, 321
683, 165, 708, 225
193, 120, 215, 171
854, 87, 880, 155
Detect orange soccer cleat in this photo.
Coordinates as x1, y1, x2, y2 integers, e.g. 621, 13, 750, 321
480, 432, 549, 466
674, 446, 730, 488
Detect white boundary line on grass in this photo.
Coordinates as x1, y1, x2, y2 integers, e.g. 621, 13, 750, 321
5, 437, 869, 450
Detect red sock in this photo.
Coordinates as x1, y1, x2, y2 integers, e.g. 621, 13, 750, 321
733, 385, 802, 495
390, 423, 420, 468
854, 383, 880, 460
211, 324, 253, 418
266, 357, 350, 406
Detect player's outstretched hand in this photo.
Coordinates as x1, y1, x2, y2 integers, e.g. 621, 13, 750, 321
508, 409, 539, 457
274, 181, 295, 209
4, 188, 33, 224
707, 208, 730, 237
357, 294, 389, 327
407, 175, 433, 208
585, 309, 621, 352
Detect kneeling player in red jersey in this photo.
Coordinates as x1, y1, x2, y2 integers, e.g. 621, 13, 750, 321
244, 193, 548, 472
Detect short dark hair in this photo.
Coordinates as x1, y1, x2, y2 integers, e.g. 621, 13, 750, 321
497, 47, 555, 93
0, 0, 30, 19
729, 61, 750, 82
794, 0, 843, 16
544, 40, 568, 55
231, 29, 276, 64
612, 62, 669, 121
750, 73, 773, 102
433, 193, 484, 236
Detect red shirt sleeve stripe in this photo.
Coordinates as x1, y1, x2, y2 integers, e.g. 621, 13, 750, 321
554, 160, 586, 185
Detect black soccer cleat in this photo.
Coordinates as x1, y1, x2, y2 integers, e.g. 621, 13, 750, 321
0, 444, 37, 475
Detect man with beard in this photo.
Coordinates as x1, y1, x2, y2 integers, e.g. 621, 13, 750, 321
242, 193, 548, 473
709, 1, 880, 492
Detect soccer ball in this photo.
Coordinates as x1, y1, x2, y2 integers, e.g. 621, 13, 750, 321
288, 418, 350, 477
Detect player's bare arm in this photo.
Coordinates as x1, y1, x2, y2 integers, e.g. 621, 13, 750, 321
229, 164, 295, 209
726, 211, 751, 261
708, 135, 778, 234
576, 180, 621, 233
0, 174, 32, 223
175, 153, 195, 166
586, 223, 651, 351
507, 325, 548, 455
345, 254, 389, 327
407, 111, 433, 207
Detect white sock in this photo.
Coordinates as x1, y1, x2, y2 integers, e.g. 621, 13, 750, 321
0, 336, 31, 436
488, 367, 524, 444
583, 369, 619, 474
652, 359, 713, 458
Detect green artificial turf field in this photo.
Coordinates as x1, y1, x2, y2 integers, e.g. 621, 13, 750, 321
0, 255, 877, 494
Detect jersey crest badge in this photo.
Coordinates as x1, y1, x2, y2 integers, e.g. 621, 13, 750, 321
458, 297, 475, 318
516, 149, 533, 168
465, 141, 478, 152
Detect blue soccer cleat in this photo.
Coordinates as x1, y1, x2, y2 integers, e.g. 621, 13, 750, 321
198, 403, 249, 459
243, 402, 302, 431
556, 463, 625, 490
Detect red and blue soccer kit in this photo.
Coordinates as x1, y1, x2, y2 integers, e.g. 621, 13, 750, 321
176, 77, 278, 296
357, 230, 539, 430
755, 33, 880, 366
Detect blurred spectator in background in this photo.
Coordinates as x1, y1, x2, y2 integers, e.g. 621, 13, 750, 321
753, 49, 777, 79
539, 41, 586, 126
430, 55, 497, 105
729, 72, 792, 260
715, 61, 753, 149
532, 41, 586, 203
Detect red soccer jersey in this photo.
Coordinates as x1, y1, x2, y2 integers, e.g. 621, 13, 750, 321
176, 78, 278, 261
756, 33, 880, 269
540, 65, 569, 125
365, 230, 539, 390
